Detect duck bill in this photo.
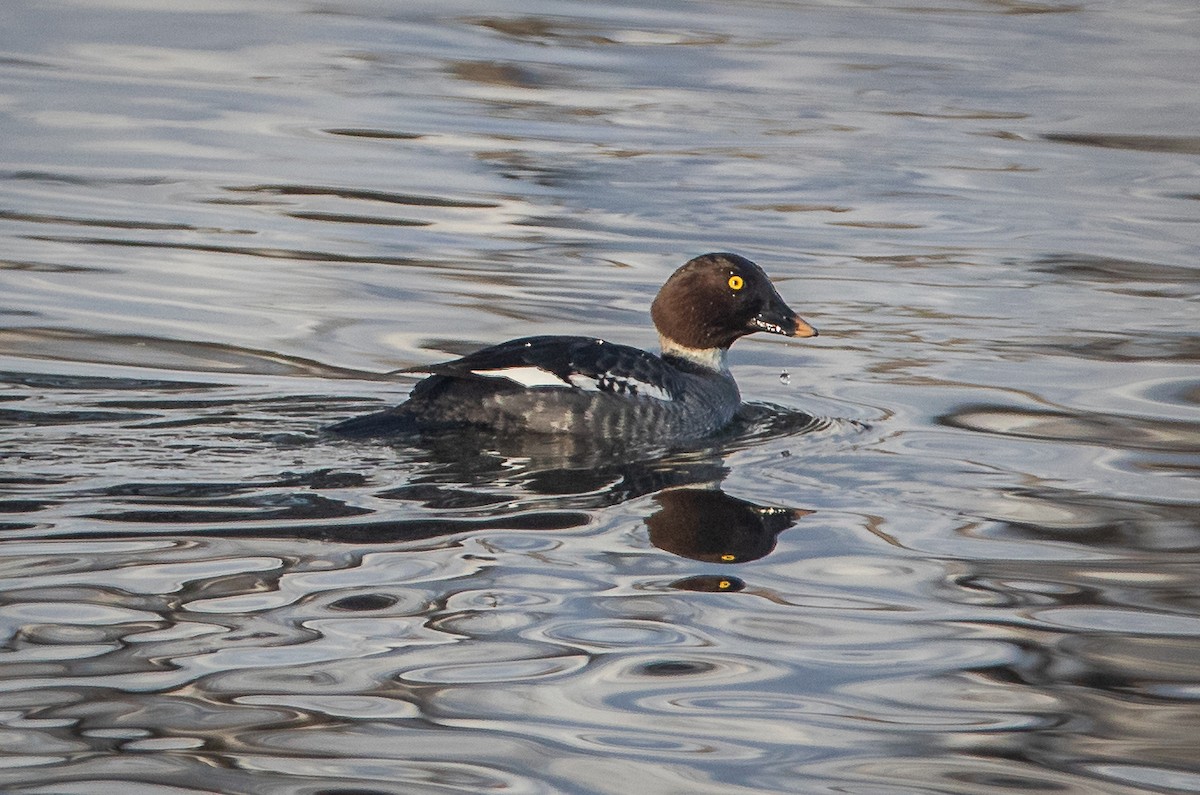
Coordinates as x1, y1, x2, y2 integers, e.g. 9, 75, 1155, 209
791, 316, 818, 338
749, 305, 818, 338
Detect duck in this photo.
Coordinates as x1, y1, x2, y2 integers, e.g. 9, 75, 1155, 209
326, 252, 817, 440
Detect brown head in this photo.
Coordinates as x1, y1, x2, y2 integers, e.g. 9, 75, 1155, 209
650, 253, 817, 351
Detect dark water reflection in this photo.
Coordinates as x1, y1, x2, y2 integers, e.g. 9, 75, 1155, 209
3, 0, 1200, 793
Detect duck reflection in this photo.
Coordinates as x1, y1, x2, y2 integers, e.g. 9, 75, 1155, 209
647, 488, 812, 564
373, 457, 815, 565
352, 401, 818, 564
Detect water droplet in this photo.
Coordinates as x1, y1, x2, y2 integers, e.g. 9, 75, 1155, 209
779, 370, 790, 385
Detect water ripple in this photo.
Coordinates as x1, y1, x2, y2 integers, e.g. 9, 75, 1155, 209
401, 653, 591, 685
535, 618, 710, 651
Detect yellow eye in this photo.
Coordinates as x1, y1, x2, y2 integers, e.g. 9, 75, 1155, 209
728, 275, 744, 291
720, 554, 736, 562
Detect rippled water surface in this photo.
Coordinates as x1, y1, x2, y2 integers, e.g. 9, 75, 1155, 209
2, 1, 1199, 793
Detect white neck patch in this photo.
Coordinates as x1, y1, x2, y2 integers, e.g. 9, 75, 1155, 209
659, 336, 728, 372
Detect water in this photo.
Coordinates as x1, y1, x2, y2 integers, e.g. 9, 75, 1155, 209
2, 0, 1199, 793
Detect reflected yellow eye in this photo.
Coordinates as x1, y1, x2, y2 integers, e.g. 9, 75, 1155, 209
720, 554, 736, 562
728, 275, 744, 291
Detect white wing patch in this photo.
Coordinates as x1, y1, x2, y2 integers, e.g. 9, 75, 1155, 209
567, 374, 600, 391
569, 373, 671, 401
473, 365, 570, 388
472, 365, 671, 401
